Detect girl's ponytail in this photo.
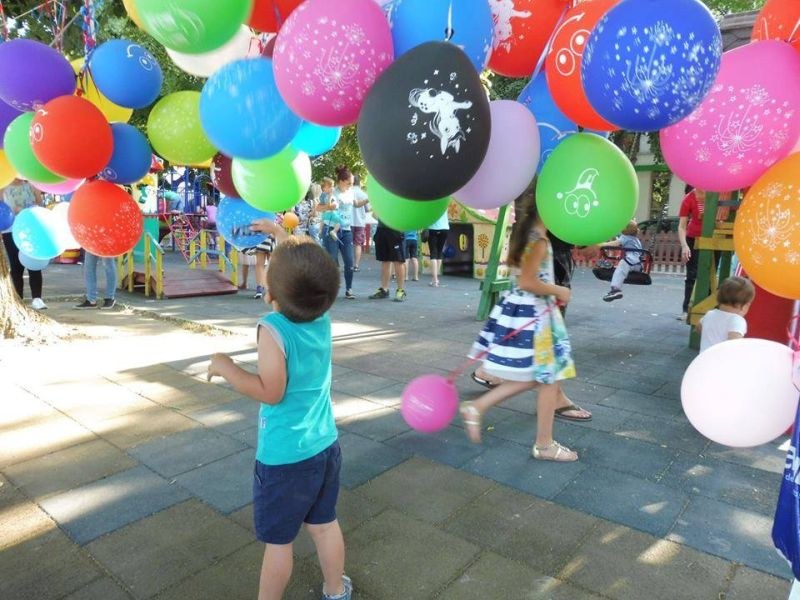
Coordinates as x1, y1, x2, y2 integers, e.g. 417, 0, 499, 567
507, 180, 540, 268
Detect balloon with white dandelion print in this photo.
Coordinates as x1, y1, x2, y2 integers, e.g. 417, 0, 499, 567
661, 41, 800, 193
581, 0, 722, 132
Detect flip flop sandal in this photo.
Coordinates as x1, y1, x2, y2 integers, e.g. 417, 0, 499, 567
532, 441, 578, 462
554, 405, 592, 422
471, 371, 499, 390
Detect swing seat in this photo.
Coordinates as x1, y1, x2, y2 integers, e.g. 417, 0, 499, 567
591, 247, 654, 286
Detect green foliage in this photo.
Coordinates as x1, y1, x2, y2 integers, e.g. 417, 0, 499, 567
311, 126, 364, 182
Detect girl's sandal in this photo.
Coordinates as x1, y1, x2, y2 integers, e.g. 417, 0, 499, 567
460, 403, 483, 444
532, 441, 578, 462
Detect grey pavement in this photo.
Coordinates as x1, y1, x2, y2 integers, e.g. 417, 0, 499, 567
0, 252, 793, 599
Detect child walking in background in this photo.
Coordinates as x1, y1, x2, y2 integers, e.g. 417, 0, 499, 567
207, 220, 351, 600
697, 276, 755, 352
603, 220, 643, 302
461, 184, 582, 462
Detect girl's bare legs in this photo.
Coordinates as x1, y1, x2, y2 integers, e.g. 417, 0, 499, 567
430, 258, 441, 285
255, 251, 270, 291
534, 383, 578, 461
240, 263, 249, 290
461, 380, 537, 443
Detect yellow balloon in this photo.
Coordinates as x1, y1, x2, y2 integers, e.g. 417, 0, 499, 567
123, 0, 144, 28
71, 59, 133, 124
0, 150, 16, 188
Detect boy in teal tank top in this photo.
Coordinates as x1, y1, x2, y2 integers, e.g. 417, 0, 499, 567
208, 222, 351, 600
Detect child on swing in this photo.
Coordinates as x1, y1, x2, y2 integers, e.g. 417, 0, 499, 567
460, 183, 582, 462
602, 219, 643, 302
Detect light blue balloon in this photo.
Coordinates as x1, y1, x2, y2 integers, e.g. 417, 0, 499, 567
200, 58, 302, 160
390, 0, 493, 72
291, 122, 341, 157
101, 123, 152, 184
216, 196, 276, 251
518, 72, 577, 173
89, 39, 163, 109
11, 206, 62, 260
0, 201, 13, 232
18, 252, 49, 271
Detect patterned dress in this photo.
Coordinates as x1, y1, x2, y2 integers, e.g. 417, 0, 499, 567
470, 229, 576, 384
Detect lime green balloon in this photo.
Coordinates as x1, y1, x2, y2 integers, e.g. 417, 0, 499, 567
369, 177, 451, 231
136, 0, 253, 54
2, 113, 64, 184
147, 91, 215, 166
232, 146, 311, 212
536, 133, 638, 246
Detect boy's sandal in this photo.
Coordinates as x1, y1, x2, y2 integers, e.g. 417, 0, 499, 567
471, 371, 499, 390
554, 405, 592, 422
460, 403, 483, 444
532, 441, 578, 462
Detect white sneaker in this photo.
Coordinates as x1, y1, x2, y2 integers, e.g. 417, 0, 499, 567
31, 298, 48, 310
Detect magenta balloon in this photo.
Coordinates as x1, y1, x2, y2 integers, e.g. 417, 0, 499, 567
0, 40, 76, 111
661, 40, 800, 193
401, 374, 459, 433
0, 100, 22, 149
454, 100, 540, 210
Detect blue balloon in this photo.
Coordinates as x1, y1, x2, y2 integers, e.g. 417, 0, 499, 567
582, 0, 722, 132
291, 123, 341, 157
200, 58, 302, 160
18, 252, 49, 271
89, 39, 163, 109
216, 196, 276, 251
0, 201, 13, 232
11, 206, 62, 260
518, 73, 577, 173
101, 123, 152, 184
389, 0, 493, 72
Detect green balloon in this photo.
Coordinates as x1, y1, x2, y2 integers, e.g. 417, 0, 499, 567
2, 113, 64, 184
536, 133, 638, 246
369, 177, 451, 231
147, 91, 215, 166
232, 146, 311, 212
136, 0, 253, 54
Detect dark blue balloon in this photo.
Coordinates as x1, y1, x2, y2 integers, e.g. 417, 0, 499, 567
0, 100, 22, 149
518, 73, 577, 173
582, 0, 722, 132
200, 58, 302, 160
291, 122, 341, 157
101, 124, 152, 184
0, 201, 14, 232
389, 0, 493, 72
216, 196, 276, 251
89, 39, 163, 109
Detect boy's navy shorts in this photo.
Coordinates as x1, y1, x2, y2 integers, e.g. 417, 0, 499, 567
253, 441, 341, 545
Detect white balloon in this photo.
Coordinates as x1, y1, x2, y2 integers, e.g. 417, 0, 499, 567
167, 26, 257, 78
51, 202, 80, 250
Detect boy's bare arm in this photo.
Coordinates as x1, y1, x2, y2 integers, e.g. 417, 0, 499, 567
207, 333, 287, 405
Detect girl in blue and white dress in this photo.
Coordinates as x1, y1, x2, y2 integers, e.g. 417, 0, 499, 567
461, 185, 581, 462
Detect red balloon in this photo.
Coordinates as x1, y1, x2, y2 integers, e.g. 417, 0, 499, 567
488, 0, 570, 78
68, 181, 143, 257
210, 153, 240, 198
31, 96, 112, 179
248, 0, 304, 33
545, 0, 618, 131
752, 0, 800, 52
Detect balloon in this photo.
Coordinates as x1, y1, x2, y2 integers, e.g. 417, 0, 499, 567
122, 0, 144, 27
200, 58, 301, 160
0, 150, 15, 188
18, 252, 50, 271
210, 153, 239, 198
71, 60, 133, 124
167, 26, 255, 78
273, 0, 394, 126
147, 92, 216, 166
582, 0, 722, 131
661, 41, 800, 193
291, 123, 341, 157
11, 206, 63, 260
518, 72, 576, 174
454, 100, 540, 210
682, 339, 798, 447
488, 0, 568, 78
390, 0, 493, 72
734, 152, 800, 300
358, 42, 491, 200
231, 146, 311, 212
401, 374, 458, 433
545, 0, 618, 131
3, 113, 64, 184
281, 212, 299, 230
752, 0, 800, 53
68, 181, 144, 257
216, 196, 273, 250
31, 178, 84, 195
0, 201, 13, 232
536, 133, 637, 246
248, 0, 303, 33
50, 202, 80, 249
89, 40, 163, 109
0, 39, 76, 111
136, 0, 254, 54
101, 124, 152, 185
368, 178, 451, 231
31, 96, 113, 180
0, 100, 22, 149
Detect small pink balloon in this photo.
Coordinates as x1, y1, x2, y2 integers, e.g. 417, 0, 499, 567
31, 177, 85, 194
401, 374, 459, 433
661, 40, 800, 193
273, 0, 394, 126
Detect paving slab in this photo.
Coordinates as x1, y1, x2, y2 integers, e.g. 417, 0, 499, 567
599, 388, 683, 418
0, 474, 57, 550
338, 405, 412, 441
186, 398, 260, 435
143, 381, 244, 412
337, 432, 411, 489
62, 577, 132, 600
616, 412, 709, 454
331, 371, 401, 396
705, 439, 790, 475
173, 449, 254, 514
385, 424, 501, 469
90, 406, 199, 449
575, 429, 678, 481
0, 412, 95, 468
726, 565, 792, 599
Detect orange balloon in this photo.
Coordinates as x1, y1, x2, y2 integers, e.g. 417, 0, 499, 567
545, 0, 618, 131
282, 211, 299, 230
734, 152, 800, 300
752, 0, 800, 53
68, 181, 144, 258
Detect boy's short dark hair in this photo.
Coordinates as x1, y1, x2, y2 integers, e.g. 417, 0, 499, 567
267, 237, 340, 322
717, 276, 755, 307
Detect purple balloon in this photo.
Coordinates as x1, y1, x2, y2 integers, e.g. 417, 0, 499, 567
0, 99, 21, 149
0, 40, 76, 111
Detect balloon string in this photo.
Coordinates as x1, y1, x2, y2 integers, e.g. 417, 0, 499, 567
444, 0, 454, 41
789, 18, 800, 45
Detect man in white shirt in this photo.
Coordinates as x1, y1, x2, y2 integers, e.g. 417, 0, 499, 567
350, 175, 370, 272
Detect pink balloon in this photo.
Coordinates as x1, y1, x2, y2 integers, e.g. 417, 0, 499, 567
273, 0, 394, 126
31, 178, 85, 194
401, 374, 459, 433
454, 100, 540, 210
681, 338, 798, 448
661, 40, 800, 193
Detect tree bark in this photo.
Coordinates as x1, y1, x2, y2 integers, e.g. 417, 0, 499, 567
0, 239, 57, 341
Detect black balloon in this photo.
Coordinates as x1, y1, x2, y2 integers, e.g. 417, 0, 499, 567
358, 41, 490, 201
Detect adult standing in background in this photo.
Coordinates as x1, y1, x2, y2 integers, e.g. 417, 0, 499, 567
351, 175, 369, 272
427, 208, 449, 287
74, 251, 118, 310
2, 179, 47, 310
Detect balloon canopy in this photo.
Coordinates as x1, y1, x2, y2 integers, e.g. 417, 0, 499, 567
11, 206, 63, 261
0, 39, 76, 111
147, 91, 216, 166
68, 181, 143, 257
368, 178, 451, 231
89, 40, 163, 109
3, 112, 65, 184
231, 146, 312, 212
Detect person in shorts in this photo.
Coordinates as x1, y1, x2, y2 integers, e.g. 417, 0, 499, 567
350, 175, 369, 271
369, 221, 407, 302
405, 230, 419, 282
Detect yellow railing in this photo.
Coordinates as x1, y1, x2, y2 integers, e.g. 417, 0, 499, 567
188, 230, 239, 288
117, 232, 164, 299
